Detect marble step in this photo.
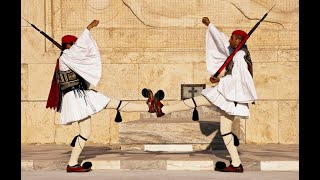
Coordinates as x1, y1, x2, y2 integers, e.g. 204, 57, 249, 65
119, 117, 226, 151
119, 106, 244, 151
144, 144, 193, 152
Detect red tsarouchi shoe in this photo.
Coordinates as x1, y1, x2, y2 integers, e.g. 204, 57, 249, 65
66, 164, 91, 172
154, 90, 165, 117
221, 164, 244, 173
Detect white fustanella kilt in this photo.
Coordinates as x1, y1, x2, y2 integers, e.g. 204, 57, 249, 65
59, 89, 111, 125
201, 86, 250, 118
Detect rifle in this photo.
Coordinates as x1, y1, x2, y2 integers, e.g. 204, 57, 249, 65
22, 17, 63, 50
211, 4, 275, 80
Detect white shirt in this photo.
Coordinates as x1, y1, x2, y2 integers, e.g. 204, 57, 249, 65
59, 28, 102, 87
206, 23, 257, 103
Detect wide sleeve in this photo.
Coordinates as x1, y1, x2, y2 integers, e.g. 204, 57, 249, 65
205, 23, 233, 76
59, 28, 102, 86
217, 51, 258, 103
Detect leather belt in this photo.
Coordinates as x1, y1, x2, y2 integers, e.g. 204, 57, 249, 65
62, 85, 85, 94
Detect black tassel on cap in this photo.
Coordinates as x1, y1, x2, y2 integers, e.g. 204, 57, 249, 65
115, 101, 122, 123
191, 97, 199, 121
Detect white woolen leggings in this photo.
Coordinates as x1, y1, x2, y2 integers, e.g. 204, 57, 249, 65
219, 110, 241, 167
68, 117, 92, 166
68, 100, 149, 166
68, 97, 241, 167
161, 95, 241, 167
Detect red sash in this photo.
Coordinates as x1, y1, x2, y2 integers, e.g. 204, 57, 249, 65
46, 59, 60, 110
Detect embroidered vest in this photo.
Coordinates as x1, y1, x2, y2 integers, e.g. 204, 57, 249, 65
56, 70, 88, 94
225, 45, 253, 77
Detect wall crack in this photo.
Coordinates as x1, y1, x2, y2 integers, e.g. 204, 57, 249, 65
227, 1, 284, 28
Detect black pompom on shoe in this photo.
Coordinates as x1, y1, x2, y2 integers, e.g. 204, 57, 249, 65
82, 162, 92, 169
154, 90, 165, 100
141, 88, 150, 98
215, 161, 226, 171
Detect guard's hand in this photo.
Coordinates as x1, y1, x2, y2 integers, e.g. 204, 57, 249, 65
87, 20, 99, 30
202, 17, 210, 26
209, 76, 220, 83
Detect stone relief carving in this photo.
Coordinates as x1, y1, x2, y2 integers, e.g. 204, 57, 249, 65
46, 0, 296, 51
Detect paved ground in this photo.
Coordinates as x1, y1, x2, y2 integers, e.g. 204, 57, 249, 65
22, 170, 300, 180
21, 143, 299, 172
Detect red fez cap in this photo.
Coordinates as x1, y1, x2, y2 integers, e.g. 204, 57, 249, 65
232, 30, 248, 38
61, 35, 77, 43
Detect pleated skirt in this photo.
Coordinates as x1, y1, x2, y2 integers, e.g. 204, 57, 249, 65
59, 89, 111, 125
201, 86, 250, 118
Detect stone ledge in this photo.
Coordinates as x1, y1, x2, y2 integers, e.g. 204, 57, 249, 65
144, 144, 193, 152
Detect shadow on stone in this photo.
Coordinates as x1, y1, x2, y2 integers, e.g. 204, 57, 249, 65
198, 120, 226, 150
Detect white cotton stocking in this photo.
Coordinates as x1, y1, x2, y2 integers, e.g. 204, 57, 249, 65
220, 111, 241, 167
105, 99, 149, 112
161, 95, 211, 114
67, 117, 92, 166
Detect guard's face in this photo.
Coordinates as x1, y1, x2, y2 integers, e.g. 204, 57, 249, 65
229, 34, 241, 49
65, 42, 75, 49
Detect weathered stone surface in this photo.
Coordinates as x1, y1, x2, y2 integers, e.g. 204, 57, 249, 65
193, 62, 211, 85
21, 0, 45, 27
261, 161, 299, 171
144, 145, 193, 152
278, 49, 299, 62
27, 64, 55, 100
95, 64, 139, 100
119, 117, 225, 150
103, 51, 205, 64
121, 160, 167, 170
21, 28, 46, 63
254, 62, 298, 100
88, 160, 120, 170
167, 160, 214, 170
46, 0, 298, 52
21, 64, 28, 100
54, 108, 141, 145
33, 160, 66, 170
139, 64, 193, 100
21, 102, 56, 144
21, 160, 34, 171
278, 101, 299, 144
250, 49, 278, 63
54, 121, 79, 145
246, 101, 279, 143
